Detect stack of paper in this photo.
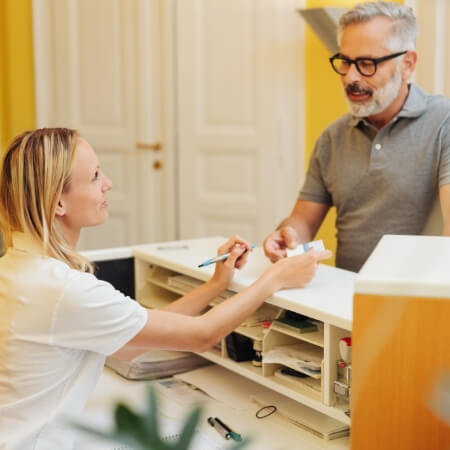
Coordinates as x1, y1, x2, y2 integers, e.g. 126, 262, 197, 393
168, 275, 203, 292
241, 303, 281, 326
106, 349, 211, 380
263, 342, 322, 377
168, 275, 234, 304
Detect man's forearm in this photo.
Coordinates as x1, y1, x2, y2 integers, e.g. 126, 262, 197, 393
276, 215, 316, 243
275, 199, 330, 243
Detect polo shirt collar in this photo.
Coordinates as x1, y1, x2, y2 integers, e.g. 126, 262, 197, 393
12, 232, 45, 255
348, 83, 427, 128
397, 83, 427, 118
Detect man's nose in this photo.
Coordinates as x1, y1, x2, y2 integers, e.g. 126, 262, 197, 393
342, 63, 362, 84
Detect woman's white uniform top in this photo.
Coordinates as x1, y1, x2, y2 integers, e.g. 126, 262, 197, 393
0, 233, 148, 449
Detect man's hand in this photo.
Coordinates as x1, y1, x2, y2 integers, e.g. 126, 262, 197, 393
263, 226, 299, 263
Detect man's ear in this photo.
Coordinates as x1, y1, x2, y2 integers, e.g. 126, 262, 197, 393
55, 199, 66, 217
402, 50, 417, 81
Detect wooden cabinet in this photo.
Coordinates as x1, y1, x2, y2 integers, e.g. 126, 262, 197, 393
352, 235, 450, 450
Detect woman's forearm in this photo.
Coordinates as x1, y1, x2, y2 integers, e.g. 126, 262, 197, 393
198, 266, 281, 346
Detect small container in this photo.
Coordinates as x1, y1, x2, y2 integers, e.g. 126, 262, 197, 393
252, 339, 263, 367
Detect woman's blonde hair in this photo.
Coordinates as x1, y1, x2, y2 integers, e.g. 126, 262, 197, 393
0, 128, 93, 273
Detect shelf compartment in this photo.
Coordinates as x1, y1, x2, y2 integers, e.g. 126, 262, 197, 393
234, 324, 265, 341
138, 284, 180, 309
270, 323, 324, 347
271, 369, 323, 402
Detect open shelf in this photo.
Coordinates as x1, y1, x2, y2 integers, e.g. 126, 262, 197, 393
138, 289, 179, 309
270, 323, 324, 347
133, 240, 353, 430
235, 325, 265, 341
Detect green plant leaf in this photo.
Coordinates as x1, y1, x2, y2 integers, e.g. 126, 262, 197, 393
171, 406, 201, 450
115, 403, 148, 444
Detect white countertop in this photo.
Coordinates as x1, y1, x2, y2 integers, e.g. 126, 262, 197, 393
133, 237, 355, 330
356, 234, 450, 298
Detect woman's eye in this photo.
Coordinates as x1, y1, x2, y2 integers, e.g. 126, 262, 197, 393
93, 171, 99, 181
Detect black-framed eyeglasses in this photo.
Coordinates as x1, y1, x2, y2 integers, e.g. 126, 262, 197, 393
329, 51, 407, 77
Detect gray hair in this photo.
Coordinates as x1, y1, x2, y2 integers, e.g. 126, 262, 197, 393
337, 1, 417, 51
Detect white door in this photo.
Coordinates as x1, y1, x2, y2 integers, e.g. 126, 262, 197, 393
176, 0, 305, 244
32, 0, 171, 250
33, 0, 305, 249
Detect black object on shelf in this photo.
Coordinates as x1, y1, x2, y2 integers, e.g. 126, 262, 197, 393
225, 332, 255, 362
94, 257, 135, 299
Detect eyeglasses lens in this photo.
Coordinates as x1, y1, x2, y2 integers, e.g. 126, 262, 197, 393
332, 57, 376, 76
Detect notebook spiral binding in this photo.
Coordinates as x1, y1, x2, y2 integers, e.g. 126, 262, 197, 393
113, 434, 180, 449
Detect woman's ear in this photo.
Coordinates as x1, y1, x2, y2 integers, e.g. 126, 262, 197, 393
55, 199, 66, 217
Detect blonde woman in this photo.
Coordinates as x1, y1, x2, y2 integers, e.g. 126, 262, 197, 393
0, 128, 331, 450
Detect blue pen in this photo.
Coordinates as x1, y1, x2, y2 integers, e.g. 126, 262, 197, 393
198, 244, 256, 268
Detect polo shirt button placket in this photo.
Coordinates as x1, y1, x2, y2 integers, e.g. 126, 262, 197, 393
375, 143, 382, 150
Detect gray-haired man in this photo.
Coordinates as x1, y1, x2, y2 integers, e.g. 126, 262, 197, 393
264, 1, 450, 272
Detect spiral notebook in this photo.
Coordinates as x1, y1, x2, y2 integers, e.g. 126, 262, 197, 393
112, 432, 182, 450
111, 429, 223, 450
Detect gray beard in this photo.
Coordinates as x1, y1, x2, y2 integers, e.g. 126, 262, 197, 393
345, 68, 402, 118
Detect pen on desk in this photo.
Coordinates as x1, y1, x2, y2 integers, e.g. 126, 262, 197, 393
156, 244, 189, 251
213, 417, 243, 442
198, 244, 256, 268
207, 417, 230, 440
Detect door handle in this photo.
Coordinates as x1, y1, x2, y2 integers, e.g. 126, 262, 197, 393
136, 142, 162, 151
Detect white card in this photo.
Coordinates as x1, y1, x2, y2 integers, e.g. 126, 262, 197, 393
286, 240, 325, 257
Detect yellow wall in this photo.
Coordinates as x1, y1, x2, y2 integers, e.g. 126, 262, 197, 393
304, 0, 403, 265
0, 0, 35, 151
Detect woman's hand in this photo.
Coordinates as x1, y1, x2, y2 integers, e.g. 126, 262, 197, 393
210, 236, 253, 290
268, 248, 332, 290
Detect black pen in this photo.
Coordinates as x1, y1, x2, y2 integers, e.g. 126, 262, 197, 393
213, 417, 242, 442
207, 416, 230, 440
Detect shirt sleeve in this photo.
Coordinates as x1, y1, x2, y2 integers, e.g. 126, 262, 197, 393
298, 132, 333, 205
438, 114, 450, 186
50, 271, 148, 355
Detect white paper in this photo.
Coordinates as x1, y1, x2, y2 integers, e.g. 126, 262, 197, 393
286, 240, 325, 257
175, 365, 271, 410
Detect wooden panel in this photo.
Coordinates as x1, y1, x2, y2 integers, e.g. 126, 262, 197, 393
78, 0, 123, 127
177, 0, 305, 243
198, 215, 256, 239
201, 0, 256, 129
198, 148, 258, 202
351, 293, 450, 450
414, 0, 449, 96
445, 3, 450, 97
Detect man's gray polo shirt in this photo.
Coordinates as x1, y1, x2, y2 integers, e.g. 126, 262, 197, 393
299, 84, 450, 272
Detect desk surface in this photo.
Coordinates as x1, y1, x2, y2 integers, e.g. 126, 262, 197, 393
134, 237, 355, 330
356, 234, 450, 298
78, 368, 349, 450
